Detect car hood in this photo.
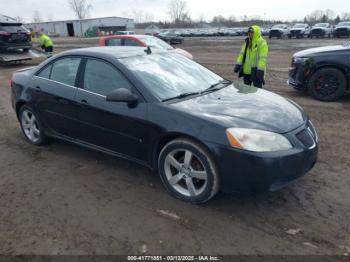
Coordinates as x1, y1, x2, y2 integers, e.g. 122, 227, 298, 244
294, 45, 347, 57
335, 26, 350, 29
169, 82, 306, 133
174, 48, 193, 59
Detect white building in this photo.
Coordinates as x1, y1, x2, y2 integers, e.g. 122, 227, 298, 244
25, 16, 134, 37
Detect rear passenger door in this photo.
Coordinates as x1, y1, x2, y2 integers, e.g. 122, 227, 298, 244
74, 58, 149, 162
32, 57, 82, 137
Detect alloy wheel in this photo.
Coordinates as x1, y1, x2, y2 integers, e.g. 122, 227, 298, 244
164, 149, 208, 197
21, 109, 41, 143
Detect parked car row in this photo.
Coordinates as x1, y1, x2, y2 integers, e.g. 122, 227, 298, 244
269, 22, 350, 39
149, 22, 350, 41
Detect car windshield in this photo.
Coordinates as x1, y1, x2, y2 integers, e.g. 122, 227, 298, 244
314, 23, 328, 27
273, 25, 286, 29
338, 22, 350, 26
139, 37, 173, 50
293, 24, 306, 28
121, 53, 225, 101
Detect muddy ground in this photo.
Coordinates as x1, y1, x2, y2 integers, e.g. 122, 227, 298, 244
0, 36, 349, 255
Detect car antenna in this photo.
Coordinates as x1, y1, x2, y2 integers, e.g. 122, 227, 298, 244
144, 46, 152, 55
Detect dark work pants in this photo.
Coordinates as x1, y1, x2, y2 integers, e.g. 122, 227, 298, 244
243, 74, 263, 88
44, 46, 53, 52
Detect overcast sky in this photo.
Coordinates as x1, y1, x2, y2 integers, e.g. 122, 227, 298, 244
1, 0, 349, 23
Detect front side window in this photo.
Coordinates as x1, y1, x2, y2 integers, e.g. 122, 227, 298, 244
83, 59, 133, 96
139, 37, 173, 50
50, 57, 81, 86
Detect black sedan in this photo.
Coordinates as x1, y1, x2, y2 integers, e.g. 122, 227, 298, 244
157, 32, 184, 45
11, 47, 318, 203
288, 43, 350, 101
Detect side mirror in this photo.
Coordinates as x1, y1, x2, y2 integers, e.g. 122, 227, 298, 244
106, 88, 138, 104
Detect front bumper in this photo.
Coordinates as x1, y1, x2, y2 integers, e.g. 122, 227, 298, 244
334, 28, 350, 37
208, 121, 318, 194
288, 59, 312, 90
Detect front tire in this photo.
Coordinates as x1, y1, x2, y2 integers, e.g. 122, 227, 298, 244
158, 138, 219, 204
308, 67, 347, 101
19, 105, 47, 145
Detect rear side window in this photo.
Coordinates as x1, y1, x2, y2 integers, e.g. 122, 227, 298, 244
51, 58, 81, 86
106, 38, 123, 46
124, 39, 140, 46
83, 59, 132, 96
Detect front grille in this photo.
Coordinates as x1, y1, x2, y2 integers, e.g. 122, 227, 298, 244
296, 128, 315, 148
311, 29, 325, 36
270, 30, 281, 36
335, 28, 349, 36
291, 30, 301, 34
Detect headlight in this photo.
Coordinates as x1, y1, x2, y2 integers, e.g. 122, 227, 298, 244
294, 57, 309, 64
226, 128, 293, 152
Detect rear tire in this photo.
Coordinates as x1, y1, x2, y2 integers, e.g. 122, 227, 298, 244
19, 105, 47, 145
308, 67, 347, 101
158, 138, 219, 204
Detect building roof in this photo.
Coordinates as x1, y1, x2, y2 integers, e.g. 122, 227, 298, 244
25, 16, 133, 25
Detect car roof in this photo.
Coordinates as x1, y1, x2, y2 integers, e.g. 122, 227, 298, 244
58, 46, 169, 59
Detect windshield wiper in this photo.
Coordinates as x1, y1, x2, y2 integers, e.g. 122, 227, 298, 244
203, 79, 232, 93
162, 91, 201, 102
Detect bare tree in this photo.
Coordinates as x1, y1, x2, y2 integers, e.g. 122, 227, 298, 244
168, 0, 189, 25
325, 9, 336, 20
68, 0, 92, 19
32, 10, 42, 23
341, 12, 350, 21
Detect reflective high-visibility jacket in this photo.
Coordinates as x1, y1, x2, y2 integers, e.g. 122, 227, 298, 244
38, 34, 53, 48
236, 25, 268, 78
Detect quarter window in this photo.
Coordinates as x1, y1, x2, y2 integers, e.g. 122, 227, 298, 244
50, 57, 81, 86
37, 64, 52, 79
83, 59, 132, 96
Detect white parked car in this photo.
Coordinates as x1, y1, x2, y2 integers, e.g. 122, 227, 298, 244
309, 23, 332, 38
333, 22, 350, 38
269, 24, 289, 39
288, 24, 311, 38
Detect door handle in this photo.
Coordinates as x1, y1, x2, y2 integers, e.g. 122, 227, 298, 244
81, 99, 88, 104
35, 86, 41, 90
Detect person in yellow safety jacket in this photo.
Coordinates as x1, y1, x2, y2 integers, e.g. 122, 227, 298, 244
234, 25, 268, 88
38, 31, 54, 54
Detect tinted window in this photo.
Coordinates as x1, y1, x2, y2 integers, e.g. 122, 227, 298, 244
124, 39, 140, 46
51, 57, 81, 86
37, 64, 52, 79
107, 38, 123, 46
83, 59, 132, 96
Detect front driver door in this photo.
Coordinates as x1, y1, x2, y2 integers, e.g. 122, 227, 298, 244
74, 58, 149, 163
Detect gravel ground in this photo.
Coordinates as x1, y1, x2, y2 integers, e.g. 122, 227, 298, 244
0, 36, 349, 255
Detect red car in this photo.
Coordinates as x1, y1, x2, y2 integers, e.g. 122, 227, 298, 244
98, 34, 193, 60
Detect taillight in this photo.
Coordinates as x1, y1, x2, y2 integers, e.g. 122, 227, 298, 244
9, 78, 13, 88
0, 31, 11, 36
